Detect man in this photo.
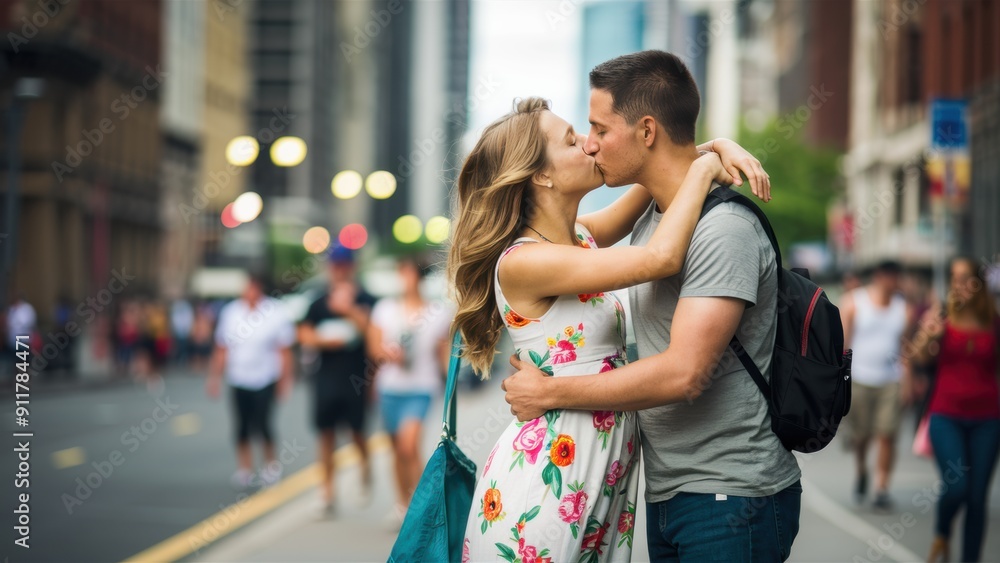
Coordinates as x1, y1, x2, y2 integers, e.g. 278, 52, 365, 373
839, 261, 912, 511
207, 274, 295, 488
298, 245, 376, 515
503, 50, 800, 561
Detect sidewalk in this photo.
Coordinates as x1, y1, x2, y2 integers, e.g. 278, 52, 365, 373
189, 383, 513, 562
189, 384, 1000, 563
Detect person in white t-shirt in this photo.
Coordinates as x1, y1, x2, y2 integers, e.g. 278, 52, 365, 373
5, 296, 36, 349
207, 275, 295, 488
840, 260, 914, 511
366, 257, 453, 524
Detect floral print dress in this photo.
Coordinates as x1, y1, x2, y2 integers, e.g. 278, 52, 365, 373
464, 225, 640, 563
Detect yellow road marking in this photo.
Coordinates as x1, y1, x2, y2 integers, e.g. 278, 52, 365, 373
51, 447, 85, 469
170, 413, 201, 436
122, 431, 391, 563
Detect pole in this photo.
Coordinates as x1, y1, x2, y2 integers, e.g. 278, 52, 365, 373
2, 100, 25, 304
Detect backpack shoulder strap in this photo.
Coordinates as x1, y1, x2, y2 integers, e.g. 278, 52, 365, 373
700, 186, 778, 402
701, 186, 782, 270
728, 336, 772, 399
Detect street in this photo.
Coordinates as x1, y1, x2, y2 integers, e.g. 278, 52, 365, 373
2, 370, 999, 562
1, 371, 319, 563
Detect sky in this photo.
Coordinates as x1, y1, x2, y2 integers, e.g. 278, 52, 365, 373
467, 0, 583, 147
466, 0, 630, 217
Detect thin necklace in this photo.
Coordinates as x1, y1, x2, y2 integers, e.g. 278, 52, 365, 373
525, 225, 553, 243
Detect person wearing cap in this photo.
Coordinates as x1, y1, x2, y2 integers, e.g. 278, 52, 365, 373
298, 244, 376, 515
840, 260, 915, 511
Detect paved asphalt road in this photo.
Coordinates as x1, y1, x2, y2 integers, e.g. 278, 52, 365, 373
2, 370, 320, 563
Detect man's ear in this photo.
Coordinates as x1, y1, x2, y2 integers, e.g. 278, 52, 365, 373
639, 116, 657, 148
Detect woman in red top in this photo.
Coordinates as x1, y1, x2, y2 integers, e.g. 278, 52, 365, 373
917, 257, 1000, 562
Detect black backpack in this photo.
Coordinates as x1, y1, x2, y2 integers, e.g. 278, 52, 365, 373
701, 186, 852, 453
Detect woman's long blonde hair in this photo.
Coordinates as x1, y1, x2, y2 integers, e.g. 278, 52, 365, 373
448, 98, 551, 377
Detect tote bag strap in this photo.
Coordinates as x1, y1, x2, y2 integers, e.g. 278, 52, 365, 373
441, 331, 463, 441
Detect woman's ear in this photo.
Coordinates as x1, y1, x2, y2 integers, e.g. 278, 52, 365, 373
531, 169, 553, 189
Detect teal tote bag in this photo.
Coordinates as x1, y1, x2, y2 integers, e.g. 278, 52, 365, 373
388, 333, 477, 562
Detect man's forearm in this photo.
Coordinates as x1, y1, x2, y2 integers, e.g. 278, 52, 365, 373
209, 347, 226, 380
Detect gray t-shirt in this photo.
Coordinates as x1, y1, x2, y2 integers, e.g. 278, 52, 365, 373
629, 194, 801, 503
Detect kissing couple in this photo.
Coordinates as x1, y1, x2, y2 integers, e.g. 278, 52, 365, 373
447, 50, 801, 562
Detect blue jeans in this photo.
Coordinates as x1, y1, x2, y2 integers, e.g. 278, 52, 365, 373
928, 414, 1000, 562
646, 481, 801, 562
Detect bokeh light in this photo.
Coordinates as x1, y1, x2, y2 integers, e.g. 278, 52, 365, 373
231, 192, 263, 223
392, 215, 423, 244
365, 170, 397, 199
225, 136, 259, 166
302, 226, 331, 254
270, 136, 307, 167
338, 223, 368, 250
425, 215, 451, 244
331, 170, 363, 199
220, 203, 241, 228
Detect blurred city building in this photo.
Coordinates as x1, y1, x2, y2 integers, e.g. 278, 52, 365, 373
842, 0, 999, 271
1, 0, 163, 322
160, 0, 205, 299
242, 0, 469, 271
160, 0, 253, 297
247, 0, 339, 262
576, 0, 645, 215
733, 0, 851, 151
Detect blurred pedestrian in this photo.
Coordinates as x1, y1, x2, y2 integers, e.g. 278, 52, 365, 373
840, 260, 913, 511
6, 294, 37, 346
915, 257, 1000, 563
190, 301, 215, 372
170, 298, 195, 368
366, 257, 453, 527
114, 301, 141, 378
842, 270, 863, 293
298, 245, 376, 516
138, 300, 170, 392
4, 295, 36, 379
51, 295, 76, 376
901, 270, 936, 422
207, 274, 295, 489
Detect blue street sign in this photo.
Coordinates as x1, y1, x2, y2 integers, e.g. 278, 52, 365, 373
930, 99, 969, 151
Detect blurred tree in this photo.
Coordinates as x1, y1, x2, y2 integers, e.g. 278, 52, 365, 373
737, 122, 842, 258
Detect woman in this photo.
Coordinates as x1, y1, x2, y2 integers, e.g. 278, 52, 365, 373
367, 257, 454, 526
917, 257, 1000, 563
448, 98, 768, 561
